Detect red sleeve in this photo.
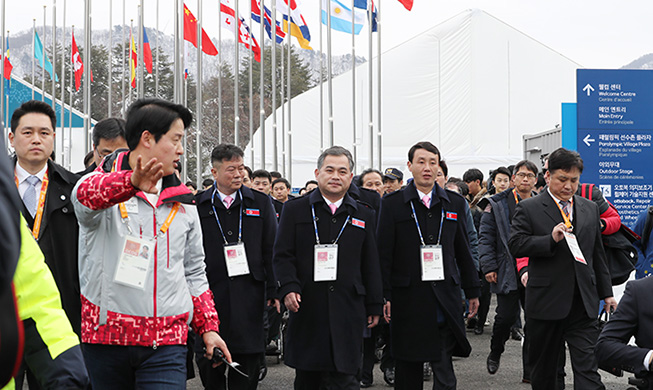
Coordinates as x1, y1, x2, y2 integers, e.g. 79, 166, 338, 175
516, 257, 529, 272
191, 290, 220, 335
76, 171, 138, 210
600, 204, 622, 235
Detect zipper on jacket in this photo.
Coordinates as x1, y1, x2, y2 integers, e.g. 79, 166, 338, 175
152, 340, 157, 350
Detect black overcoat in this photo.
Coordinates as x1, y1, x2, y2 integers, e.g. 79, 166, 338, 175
377, 182, 480, 361
196, 185, 277, 354
273, 189, 383, 374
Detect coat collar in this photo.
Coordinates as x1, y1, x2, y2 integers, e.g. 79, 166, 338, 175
402, 181, 450, 208
539, 191, 586, 231
309, 187, 358, 215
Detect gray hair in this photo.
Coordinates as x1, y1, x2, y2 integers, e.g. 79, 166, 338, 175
317, 146, 354, 172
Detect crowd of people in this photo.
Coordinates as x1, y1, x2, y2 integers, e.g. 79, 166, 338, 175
2, 97, 653, 390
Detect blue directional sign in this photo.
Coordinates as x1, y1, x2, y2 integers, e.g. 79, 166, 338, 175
577, 69, 653, 225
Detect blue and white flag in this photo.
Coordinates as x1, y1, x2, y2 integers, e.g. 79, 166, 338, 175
34, 31, 58, 82
321, 0, 366, 35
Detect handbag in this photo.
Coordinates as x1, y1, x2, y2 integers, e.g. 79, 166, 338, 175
597, 308, 623, 377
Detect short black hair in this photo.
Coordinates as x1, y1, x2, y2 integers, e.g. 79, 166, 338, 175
439, 160, 448, 177
185, 181, 197, 190
270, 171, 282, 180
304, 179, 318, 188
491, 166, 511, 182
83, 150, 94, 168
463, 168, 483, 183
11, 100, 56, 132
243, 166, 252, 179
535, 173, 546, 189
211, 143, 244, 165
272, 178, 291, 190
548, 148, 583, 174
125, 98, 192, 150
317, 146, 354, 171
92, 118, 126, 147
252, 169, 272, 182
446, 179, 468, 196
360, 168, 383, 183
513, 160, 538, 176
202, 178, 214, 188
408, 141, 440, 163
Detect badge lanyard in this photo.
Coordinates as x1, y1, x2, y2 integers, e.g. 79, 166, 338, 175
15, 172, 49, 240
555, 199, 573, 229
410, 201, 444, 246
211, 188, 243, 244
512, 189, 521, 204
310, 204, 350, 245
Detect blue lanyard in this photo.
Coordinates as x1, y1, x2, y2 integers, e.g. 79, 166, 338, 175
311, 204, 350, 245
211, 188, 243, 245
410, 201, 444, 246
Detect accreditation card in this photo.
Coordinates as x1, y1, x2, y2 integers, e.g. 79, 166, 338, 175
314, 244, 338, 281
421, 245, 445, 281
563, 231, 587, 265
224, 243, 250, 277
114, 236, 154, 290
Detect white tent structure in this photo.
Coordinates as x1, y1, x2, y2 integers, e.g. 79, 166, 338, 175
245, 9, 581, 184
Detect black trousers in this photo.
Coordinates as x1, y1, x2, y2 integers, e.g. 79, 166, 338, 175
477, 275, 491, 327
294, 369, 359, 390
395, 325, 457, 390
360, 325, 380, 384
528, 293, 604, 390
196, 352, 261, 390
490, 288, 530, 378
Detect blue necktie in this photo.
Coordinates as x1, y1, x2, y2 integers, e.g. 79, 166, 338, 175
23, 175, 40, 217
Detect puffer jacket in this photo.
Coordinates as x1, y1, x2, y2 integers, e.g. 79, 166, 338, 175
72, 151, 219, 347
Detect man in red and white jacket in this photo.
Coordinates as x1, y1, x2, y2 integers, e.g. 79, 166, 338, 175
72, 98, 230, 389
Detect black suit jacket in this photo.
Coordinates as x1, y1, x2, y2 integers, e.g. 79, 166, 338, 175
273, 188, 383, 374
596, 276, 653, 377
377, 182, 480, 361
508, 191, 612, 321
16, 159, 82, 336
196, 185, 277, 354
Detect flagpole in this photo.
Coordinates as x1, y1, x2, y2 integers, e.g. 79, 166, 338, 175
69, 25, 73, 169
42, 5, 46, 102
0, 0, 4, 133
376, 0, 381, 170
129, 19, 133, 105
234, 0, 240, 147
286, 0, 292, 182
61, 0, 66, 163
326, 0, 333, 146
350, 0, 356, 172
122, 0, 126, 116
196, 0, 202, 188
173, 0, 181, 104
271, 0, 277, 170
248, 3, 254, 166
32, 19, 35, 99
51, 0, 56, 111
279, 23, 284, 176
259, 0, 265, 169
137, 2, 144, 98
83, 0, 91, 151
318, 0, 323, 152
218, 4, 223, 144
155, 0, 159, 97
367, 0, 373, 168
108, 0, 112, 116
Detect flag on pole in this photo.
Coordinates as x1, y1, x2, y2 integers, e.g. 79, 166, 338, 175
183, 4, 218, 56
251, 0, 286, 44
130, 30, 137, 88
71, 32, 84, 91
143, 27, 153, 74
3, 37, 12, 81
322, 0, 366, 35
354, 0, 378, 32
276, 0, 312, 49
34, 31, 58, 82
397, 0, 413, 11
220, 0, 261, 62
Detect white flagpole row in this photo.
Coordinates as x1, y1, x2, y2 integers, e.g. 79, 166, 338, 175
51, 0, 56, 111
318, 1, 323, 153
234, 0, 240, 147
286, 0, 292, 182
326, 0, 333, 146
68, 25, 73, 169
350, 0, 356, 173
42, 5, 46, 102
271, 0, 277, 170
367, 0, 373, 168
108, 0, 112, 116
61, 0, 67, 165
83, 0, 91, 151
137, 2, 144, 98
259, 0, 265, 169
122, 0, 126, 116
218, 4, 223, 143
376, 1, 382, 170
196, 0, 203, 188
280, 19, 285, 176
32, 19, 35, 99
248, 2, 254, 166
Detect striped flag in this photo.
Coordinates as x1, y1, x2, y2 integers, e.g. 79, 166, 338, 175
143, 27, 153, 74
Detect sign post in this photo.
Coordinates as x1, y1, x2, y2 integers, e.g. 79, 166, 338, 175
576, 69, 653, 225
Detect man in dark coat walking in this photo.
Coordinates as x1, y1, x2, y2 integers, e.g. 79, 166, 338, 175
377, 141, 480, 390
195, 144, 278, 389
273, 146, 383, 390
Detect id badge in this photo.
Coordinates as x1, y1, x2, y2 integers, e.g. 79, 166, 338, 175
314, 244, 338, 282
114, 236, 154, 290
563, 231, 587, 265
123, 198, 139, 214
421, 245, 445, 281
224, 242, 250, 277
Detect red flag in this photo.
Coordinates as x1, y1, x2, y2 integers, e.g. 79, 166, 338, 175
3, 56, 12, 80
220, 0, 261, 62
143, 27, 153, 74
397, 0, 413, 10
183, 4, 218, 56
71, 32, 84, 91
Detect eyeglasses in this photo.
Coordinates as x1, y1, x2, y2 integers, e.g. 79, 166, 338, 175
515, 172, 536, 179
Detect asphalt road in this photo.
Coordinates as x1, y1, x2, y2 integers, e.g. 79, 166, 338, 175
187, 295, 633, 390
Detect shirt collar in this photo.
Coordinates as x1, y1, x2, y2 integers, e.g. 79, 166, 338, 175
416, 188, 430, 201
15, 161, 47, 184
322, 195, 344, 208
547, 187, 573, 206
217, 188, 238, 201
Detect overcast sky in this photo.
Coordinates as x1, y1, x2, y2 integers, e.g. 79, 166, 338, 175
5, 0, 653, 69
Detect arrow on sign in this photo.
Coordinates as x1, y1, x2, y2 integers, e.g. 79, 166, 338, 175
583, 134, 596, 147
583, 83, 595, 96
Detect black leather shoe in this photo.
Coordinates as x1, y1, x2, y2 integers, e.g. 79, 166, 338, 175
511, 328, 523, 341
474, 325, 484, 335
487, 354, 500, 374
360, 381, 373, 388
383, 367, 395, 385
